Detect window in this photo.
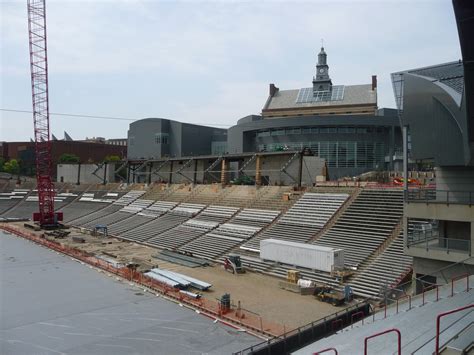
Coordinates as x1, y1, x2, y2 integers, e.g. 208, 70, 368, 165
286, 128, 301, 135
319, 127, 328, 133
257, 131, 270, 138
302, 128, 311, 134
338, 127, 348, 133
271, 129, 285, 136
155, 133, 169, 145
328, 127, 337, 133
347, 127, 356, 133
357, 128, 367, 134
311, 127, 319, 134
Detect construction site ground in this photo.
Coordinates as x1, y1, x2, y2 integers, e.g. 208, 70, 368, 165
8, 222, 343, 330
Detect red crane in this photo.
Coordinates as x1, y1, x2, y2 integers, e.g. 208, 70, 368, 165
27, 0, 62, 226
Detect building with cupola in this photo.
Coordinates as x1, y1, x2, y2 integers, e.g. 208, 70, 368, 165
228, 47, 402, 179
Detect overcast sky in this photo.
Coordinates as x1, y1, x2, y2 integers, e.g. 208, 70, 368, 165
0, 0, 462, 142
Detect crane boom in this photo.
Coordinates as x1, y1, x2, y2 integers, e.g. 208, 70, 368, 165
27, 0, 61, 226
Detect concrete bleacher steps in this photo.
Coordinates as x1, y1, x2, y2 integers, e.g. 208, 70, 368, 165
0, 190, 29, 215
146, 219, 219, 250
241, 193, 348, 252
1, 190, 81, 219
69, 190, 144, 226
119, 214, 190, 243
312, 189, 403, 269
349, 232, 413, 298
194, 205, 239, 223
231, 208, 280, 227
178, 223, 261, 260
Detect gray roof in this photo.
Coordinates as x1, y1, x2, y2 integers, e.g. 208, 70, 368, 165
408, 61, 464, 94
265, 84, 377, 110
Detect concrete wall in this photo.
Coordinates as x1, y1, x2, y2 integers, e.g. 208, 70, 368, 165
57, 163, 115, 184
402, 74, 471, 166
127, 118, 227, 160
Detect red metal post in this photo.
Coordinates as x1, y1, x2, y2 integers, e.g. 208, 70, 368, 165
364, 328, 401, 355
451, 273, 469, 296
351, 311, 364, 328
27, 0, 56, 226
435, 304, 473, 354
313, 348, 338, 355
331, 319, 343, 332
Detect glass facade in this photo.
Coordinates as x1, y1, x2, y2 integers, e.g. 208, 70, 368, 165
257, 141, 386, 168
211, 141, 228, 155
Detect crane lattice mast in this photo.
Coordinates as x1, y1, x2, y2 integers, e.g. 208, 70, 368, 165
27, 0, 59, 226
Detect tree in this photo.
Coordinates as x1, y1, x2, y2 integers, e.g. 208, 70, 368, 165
104, 155, 121, 162
3, 159, 20, 175
58, 153, 80, 163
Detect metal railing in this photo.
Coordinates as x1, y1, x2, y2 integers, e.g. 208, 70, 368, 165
407, 233, 471, 254
405, 188, 474, 205
232, 302, 370, 355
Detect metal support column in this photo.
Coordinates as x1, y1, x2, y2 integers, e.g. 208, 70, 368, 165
193, 159, 198, 184
169, 160, 174, 184
297, 152, 303, 188
255, 155, 262, 186
221, 159, 228, 186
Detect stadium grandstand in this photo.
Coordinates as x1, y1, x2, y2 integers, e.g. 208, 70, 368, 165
1, 1, 473, 354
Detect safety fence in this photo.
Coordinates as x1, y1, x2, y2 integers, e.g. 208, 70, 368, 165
0, 224, 285, 338
233, 302, 370, 355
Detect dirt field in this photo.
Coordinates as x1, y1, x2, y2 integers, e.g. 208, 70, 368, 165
14, 223, 348, 330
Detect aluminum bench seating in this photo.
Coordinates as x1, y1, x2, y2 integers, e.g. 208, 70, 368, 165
312, 189, 403, 268
194, 205, 239, 223
177, 222, 261, 260
70, 204, 122, 226
82, 210, 136, 229
350, 233, 412, 298
231, 208, 280, 227
107, 214, 158, 235
119, 214, 189, 243
170, 203, 206, 217
146, 220, 219, 250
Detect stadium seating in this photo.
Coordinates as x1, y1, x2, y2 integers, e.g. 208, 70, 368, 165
312, 189, 403, 268
349, 231, 412, 298
241, 193, 348, 252
178, 223, 261, 260
0, 190, 29, 215
194, 205, 239, 223
70, 190, 144, 226
146, 219, 219, 250
247, 186, 296, 211
119, 213, 189, 243
231, 208, 280, 227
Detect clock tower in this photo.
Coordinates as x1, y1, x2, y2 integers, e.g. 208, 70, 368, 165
312, 47, 332, 92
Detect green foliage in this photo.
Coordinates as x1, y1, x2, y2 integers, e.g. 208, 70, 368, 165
104, 155, 121, 162
231, 175, 254, 185
3, 159, 20, 175
59, 153, 80, 163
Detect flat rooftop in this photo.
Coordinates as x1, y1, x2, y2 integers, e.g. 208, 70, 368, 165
0, 231, 259, 355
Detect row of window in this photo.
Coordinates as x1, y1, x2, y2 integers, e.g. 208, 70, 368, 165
257, 141, 386, 168
155, 133, 169, 145
256, 126, 386, 138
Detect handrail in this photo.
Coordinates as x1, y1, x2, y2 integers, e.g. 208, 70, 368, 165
451, 273, 470, 296
364, 328, 401, 355
313, 348, 338, 355
435, 304, 474, 354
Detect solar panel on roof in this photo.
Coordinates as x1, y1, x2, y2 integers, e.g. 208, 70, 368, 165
296, 85, 345, 103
